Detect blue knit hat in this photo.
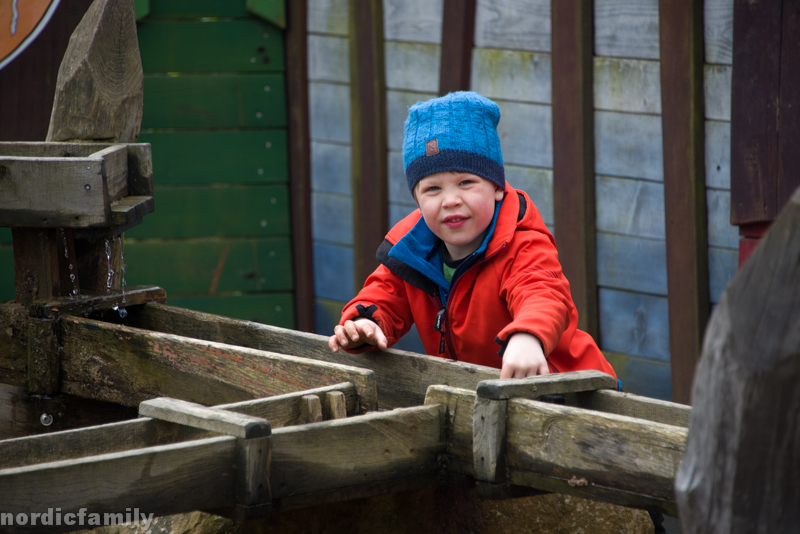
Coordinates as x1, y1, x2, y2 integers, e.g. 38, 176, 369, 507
403, 91, 505, 195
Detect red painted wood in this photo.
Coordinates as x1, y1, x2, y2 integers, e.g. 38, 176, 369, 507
551, 0, 598, 340
285, 0, 315, 332
730, 0, 782, 225
738, 237, 762, 268
349, 0, 388, 290
658, 0, 708, 405
438, 0, 476, 95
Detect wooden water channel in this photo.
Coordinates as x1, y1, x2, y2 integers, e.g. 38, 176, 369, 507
0, 0, 691, 531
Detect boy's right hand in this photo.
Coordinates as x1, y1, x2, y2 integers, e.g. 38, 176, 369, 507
329, 319, 388, 352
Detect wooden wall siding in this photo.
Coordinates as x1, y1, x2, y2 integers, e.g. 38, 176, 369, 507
599, 288, 671, 363
496, 102, 553, 169
603, 351, 673, 399
705, 121, 731, 189
506, 166, 554, 226
596, 176, 664, 239
308, 0, 355, 335
594, 111, 663, 181
385, 42, 441, 93
473, 0, 551, 52
383, 0, 444, 44
597, 234, 668, 296
704, 0, 733, 65
594, 0, 660, 60
131, 6, 293, 327
704, 65, 732, 121
470, 49, 552, 104
593, 58, 661, 114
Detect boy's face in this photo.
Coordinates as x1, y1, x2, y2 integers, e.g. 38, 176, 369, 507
414, 171, 504, 261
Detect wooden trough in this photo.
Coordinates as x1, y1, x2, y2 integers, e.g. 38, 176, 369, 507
0, 0, 690, 531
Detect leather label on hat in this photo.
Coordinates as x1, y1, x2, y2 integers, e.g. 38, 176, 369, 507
426, 139, 439, 156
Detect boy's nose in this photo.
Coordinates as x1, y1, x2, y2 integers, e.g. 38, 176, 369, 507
442, 190, 462, 208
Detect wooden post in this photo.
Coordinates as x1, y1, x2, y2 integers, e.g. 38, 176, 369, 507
658, 0, 708, 405
675, 187, 800, 533
301, 395, 323, 423
349, 0, 388, 290
551, 0, 598, 339
285, 0, 315, 332
438, 0, 476, 95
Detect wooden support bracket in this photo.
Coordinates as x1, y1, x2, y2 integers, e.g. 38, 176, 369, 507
26, 317, 61, 395
301, 395, 323, 423
472, 397, 507, 484
325, 391, 347, 420
476, 370, 618, 400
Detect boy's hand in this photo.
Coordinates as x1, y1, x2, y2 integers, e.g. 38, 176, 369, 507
329, 319, 388, 352
500, 332, 549, 378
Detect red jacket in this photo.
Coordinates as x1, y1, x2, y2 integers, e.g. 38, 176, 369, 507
340, 184, 616, 379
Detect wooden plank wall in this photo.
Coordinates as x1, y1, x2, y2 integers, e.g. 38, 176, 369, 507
307, 0, 357, 335
120, 2, 294, 327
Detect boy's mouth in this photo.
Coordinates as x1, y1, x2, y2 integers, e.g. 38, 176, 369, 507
443, 215, 468, 228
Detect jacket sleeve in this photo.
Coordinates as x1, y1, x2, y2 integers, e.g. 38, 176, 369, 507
339, 264, 415, 352
495, 230, 574, 356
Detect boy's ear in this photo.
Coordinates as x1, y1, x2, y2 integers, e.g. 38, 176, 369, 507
494, 186, 504, 201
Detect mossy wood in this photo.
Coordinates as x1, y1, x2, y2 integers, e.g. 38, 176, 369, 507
58, 315, 378, 411
476, 370, 618, 400
124, 303, 501, 408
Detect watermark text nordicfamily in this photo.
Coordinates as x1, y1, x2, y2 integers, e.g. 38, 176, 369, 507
1, 508, 155, 529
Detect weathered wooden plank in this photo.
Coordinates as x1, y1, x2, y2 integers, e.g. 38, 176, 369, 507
704, 0, 733, 65
659, 0, 708, 405
312, 242, 355, 302
474, 0, 550, 52
575, 388, 690, 427
596, 176, 665, 239
309, 81, 351, 143
110, 195, 154, 226
312, 141, 352, 196
676, 187, 800, 532
470, 48, 551, 104
139, 397, 271, 439
594, 57, 661, 114
439, 0, 475, 94
0, 303, 28, 376
708, 246, 737, 305
385, 41, 440, 93
308, 34, 349, 84
0, 437, 237, 533
602, 350, 673, 401
312, 191, 354, 245
383, 0, 443, 44
58, 315, 378, 411
11, 228, 72, 305
237, 435, 271, 507
349, 0, 388, 289
137, 19, 284, 74
594, 110, 663, 181
386, 89, 437, 150
270, 404, 445, 498
496, 101, 552, 169
477, 371, 618, 400
598, 288, 670, 362
141, 74, 287, 129
706, 189, 738, 249
506, 397, 686, 515
47, 0, 142, 143
423, 385, 475, 476
594, 0, 660, 60
730, 0, 782, 225
704, 64, 732, 121
300, 394, 323, 423
27, 317, 60, 395
472, 397, 506, 482
777, 3, 800, 214
308, 0, 349, 35
552, 0, 596, 338
137, 131, 287, 185
88, 144, 128, 202
506, 165, 553, 225
597, 232, 668, 296
127, 303, 502, 409
125, 184, 290, 239
705, 120, 731, 190
0, 157, 111, 228
30, 285, 166, 318
325, 390, 347, 419
164, 293, 295, 329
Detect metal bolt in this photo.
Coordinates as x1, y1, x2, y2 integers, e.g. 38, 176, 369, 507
255, 111, 263, 119
84, 184, 91, 190
265, 141, 272, 148
40, 413, 54, 426
250, 57, 256, 63
264, 85, 271, 92
85, 165, 91, 170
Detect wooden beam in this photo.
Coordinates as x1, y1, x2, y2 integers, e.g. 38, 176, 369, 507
270, 404, 445, 499
506, 397, 686, 516
27, 318, 60, 395
284, 0, 315, 332
325, 391, 347, 419
658, 0, 709, 406
472, 397, 506, 483
0, 437, 237, 533
349, 0, 388, 289
58, 315, 378, 411
777, 0, 800, 214
574, 389, 691, 428
476, 370, 617, 400
438, 0, 476, 95
139, 397, 271, 439
675, 187, 800, 531
30, 285, 166, 318
127, 303, 501, 409
300, 394, 323, 423
551, 0, 598, 339
424, 385, 477, 476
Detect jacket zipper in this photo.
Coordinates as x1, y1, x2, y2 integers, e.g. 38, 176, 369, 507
434, 242, 508, 361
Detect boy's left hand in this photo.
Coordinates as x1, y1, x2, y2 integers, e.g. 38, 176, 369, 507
500, 332, 549, 378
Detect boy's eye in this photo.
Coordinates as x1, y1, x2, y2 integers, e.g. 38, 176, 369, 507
424, 186, 440, 193
460, 179, 476, 186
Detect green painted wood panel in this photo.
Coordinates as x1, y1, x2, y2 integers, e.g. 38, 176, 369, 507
147, 0, 249, 18
138, 130, 287, 185
0, 228, 10, 243
125, 185, 290, 239
167, 293, 294, 328
138, 20, 284, 73
124, 237, 292, 294
142, 73, 286, 129
0, 245, 13, 303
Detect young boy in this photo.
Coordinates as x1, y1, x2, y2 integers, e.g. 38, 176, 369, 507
328, 91, 616, 381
